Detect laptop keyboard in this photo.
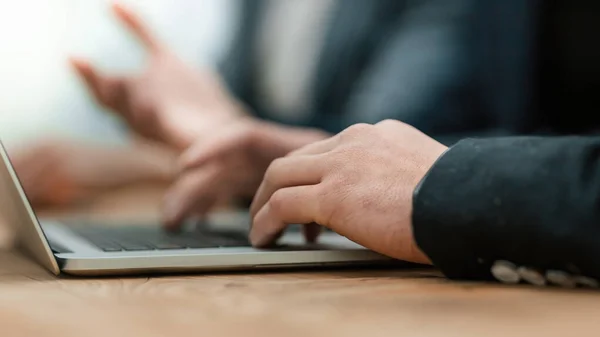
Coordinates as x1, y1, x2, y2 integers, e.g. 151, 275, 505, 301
70, 226, 251, 252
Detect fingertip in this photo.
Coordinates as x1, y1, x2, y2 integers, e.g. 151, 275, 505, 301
69, 57, 88, 72
161, 194, 184, 230
161, 177, 216, 232
160, 209, 179, 231
110, 1, 158, 51
249, 208, 264, 247
70, 59, 97, 80
111, 1, 127, 19
161, 220, 182, 233
111, 2, 138, 32
161, 211, 185, 233
69, 59, 87, 79
249, 230, 270, 248
249, 203, 276, 248
67, 56, 81, 67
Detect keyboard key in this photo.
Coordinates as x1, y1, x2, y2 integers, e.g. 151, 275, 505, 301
84, 238, 123, 252
71, 225, 251, 252
184, 240, 222, 249
101, 246, 124, 252
120, 242, 154, 251
153, 242, 186, 250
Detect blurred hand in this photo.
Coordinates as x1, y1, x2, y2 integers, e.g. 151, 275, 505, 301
10, 139, 177, 207
70, 3, 244, 150
249, 120, 448, 264
162, 119, 330, 229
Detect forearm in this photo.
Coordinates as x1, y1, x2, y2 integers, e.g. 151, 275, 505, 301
412, 136, 600, 285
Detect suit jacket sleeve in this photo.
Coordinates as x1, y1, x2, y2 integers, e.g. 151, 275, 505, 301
412, 136, 600, 282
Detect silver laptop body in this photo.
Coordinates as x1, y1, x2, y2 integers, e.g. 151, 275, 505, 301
0, 141, 397, 276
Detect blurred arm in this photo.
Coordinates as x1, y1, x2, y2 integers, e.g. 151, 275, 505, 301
10, 138, 177, 207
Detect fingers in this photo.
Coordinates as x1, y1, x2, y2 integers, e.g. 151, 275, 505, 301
287, 135, 339, 157
179, 122, 255, 171
249, 155, 326, 218
70, 59, 101, 94
112, 2, 161, 51
70, 58, 128, 111
250, 186, 320, 247
162, 164, 223, 230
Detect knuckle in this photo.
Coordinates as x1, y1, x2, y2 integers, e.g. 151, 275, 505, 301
376, 119, 400, 127
239, 125, 259, 149
264, 158, 285, 184
331, 142, 363, 164
343, 123, 372, 136
268, 190, 287, 214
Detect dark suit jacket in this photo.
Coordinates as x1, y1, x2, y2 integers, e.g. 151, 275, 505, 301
218, 0, 478, 134
412, 1, 600, 286
413, 137, 600, 283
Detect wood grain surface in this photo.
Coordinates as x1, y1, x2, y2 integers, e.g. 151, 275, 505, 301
1, 186, 600, 337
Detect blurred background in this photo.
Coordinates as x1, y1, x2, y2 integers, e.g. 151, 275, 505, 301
0, 0, 238, 147
0, 0, 541, 213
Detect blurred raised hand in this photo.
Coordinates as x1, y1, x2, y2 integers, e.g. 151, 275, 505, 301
70, 3, 245, 150
70, 3, 332, 225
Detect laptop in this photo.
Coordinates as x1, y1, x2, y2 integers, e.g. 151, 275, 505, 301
0, 141, 397, 276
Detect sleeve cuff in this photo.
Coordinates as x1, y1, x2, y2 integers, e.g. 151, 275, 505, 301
411, 140, 494, 280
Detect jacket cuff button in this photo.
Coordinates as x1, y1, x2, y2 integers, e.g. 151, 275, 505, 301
491, 261, 520, 284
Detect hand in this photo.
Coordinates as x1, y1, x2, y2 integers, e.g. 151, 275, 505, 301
161, 119, 330, 229
249, 120, 448, 264
70, 3, 244, 150
10, 138, 177, 207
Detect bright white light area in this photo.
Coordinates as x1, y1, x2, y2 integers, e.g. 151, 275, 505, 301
0, 0, 237, 147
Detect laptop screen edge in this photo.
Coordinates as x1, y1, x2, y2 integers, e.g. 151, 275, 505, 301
0, 141, 60, 275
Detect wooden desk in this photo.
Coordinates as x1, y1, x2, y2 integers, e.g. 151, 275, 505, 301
1, 187, 600, 337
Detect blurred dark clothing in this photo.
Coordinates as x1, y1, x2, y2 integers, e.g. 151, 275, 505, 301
413, 1, 600, 284
220, 0, 477, 134
536, 1, 600, 134
411, 1, 540, 144
221, 0, 600, 140
431, 0, 600, 143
